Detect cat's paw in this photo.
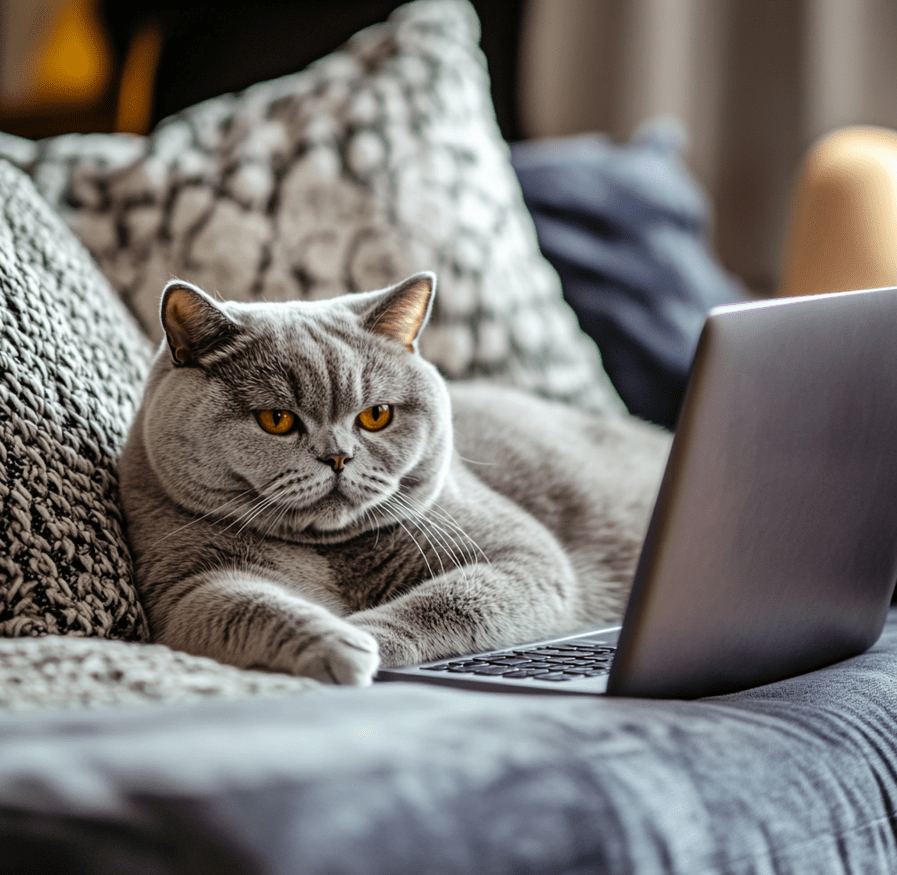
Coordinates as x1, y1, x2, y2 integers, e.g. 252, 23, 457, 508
348, 619, 421, 669
292, 621, 380, 686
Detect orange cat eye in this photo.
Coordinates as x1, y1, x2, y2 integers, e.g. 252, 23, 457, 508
256, 409, 297, 435
357, 404, 392, 431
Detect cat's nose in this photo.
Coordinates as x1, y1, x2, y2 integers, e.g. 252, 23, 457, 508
318, 452, 352, 472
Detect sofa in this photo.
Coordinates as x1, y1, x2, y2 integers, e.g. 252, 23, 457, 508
3, 2, 897, 872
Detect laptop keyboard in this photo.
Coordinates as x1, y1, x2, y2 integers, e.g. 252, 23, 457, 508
418, 642, 617, 682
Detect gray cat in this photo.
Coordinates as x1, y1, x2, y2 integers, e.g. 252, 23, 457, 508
119, 273, 670, 685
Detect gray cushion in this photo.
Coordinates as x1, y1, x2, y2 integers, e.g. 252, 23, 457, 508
0, 160, 151, 640
2, 609, 897, 874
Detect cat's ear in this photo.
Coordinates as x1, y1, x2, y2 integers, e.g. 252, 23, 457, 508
161, 281, 238, 367
358, 272, 435, 354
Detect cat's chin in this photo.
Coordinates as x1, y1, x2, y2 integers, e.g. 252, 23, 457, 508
288, 498, 407, 545
295, 498, 371, 541
307, 512, 358, 535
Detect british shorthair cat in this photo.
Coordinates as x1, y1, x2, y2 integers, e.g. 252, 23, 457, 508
119, 273, 669, 684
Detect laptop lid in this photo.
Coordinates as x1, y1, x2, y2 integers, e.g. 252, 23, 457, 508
607, 286, 897, 698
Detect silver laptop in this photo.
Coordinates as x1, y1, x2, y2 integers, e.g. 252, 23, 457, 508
378, 286, 897, 698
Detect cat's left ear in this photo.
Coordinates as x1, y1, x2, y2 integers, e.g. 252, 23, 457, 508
358, 272, 435, 354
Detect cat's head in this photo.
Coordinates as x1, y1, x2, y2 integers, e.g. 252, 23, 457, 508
139, 273, 453, 543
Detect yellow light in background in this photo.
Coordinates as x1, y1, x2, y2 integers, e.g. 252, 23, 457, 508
115, 18, 162, 134
33, 0, 113, 106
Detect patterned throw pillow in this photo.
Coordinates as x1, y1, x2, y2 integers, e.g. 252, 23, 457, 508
0, 159, 151, 640
0, 0, 622, 415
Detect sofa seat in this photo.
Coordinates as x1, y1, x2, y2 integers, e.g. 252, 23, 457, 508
3, 609, 897, 874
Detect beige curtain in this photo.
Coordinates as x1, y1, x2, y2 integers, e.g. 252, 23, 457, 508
519, 0, 897, 294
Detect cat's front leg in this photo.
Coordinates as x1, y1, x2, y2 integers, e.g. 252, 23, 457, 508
348, 547, 582, 668
155, 570, 380, 685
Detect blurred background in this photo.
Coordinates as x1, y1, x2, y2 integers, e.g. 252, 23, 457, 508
1, 0, 896, 296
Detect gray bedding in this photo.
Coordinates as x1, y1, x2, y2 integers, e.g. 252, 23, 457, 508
3, 610, 897, 875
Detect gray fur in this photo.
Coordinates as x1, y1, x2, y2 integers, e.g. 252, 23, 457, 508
119, 273, 670, 684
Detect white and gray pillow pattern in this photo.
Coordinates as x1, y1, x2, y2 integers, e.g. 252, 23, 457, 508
0, 0, 623, 415
0, 159, 151, 640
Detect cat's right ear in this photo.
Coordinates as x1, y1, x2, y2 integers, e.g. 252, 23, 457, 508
161, 281, 238, 367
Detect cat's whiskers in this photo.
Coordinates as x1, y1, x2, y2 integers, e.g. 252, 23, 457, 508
379, 503, 435, 583
408, 505, 477, 569
256, 471, 343, 525
402, 495, 489, 585
225, 492, 285, 535
196, 474, 307, 539
419, 497, 490, 566
409, 515, 472, 584
387, 495, 449, 579
362, 508, 382, 550
152, 472, 312, 546
263, 498, 299, 540
256, 485, 323, 536
413, 517, 466, 581
428, 499, 492, 567
386, 493, 472, 582
150, 487, 259, 548
356, 471, 394, 501
455, 454, 497, 467
393, 491, 489, 570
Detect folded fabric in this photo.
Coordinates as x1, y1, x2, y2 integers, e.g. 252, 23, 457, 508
512, 125, 746, 428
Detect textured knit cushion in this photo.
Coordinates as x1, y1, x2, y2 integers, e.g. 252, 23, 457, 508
0, 636, 317, 710
0, 159, 152, 640
0, 0, 622, 415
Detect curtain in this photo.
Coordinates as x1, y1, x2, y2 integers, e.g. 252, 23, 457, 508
519, 0, 897, 294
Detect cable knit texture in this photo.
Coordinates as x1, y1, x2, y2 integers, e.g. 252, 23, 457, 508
0, 159, 151, 640
0, 636, 317, 710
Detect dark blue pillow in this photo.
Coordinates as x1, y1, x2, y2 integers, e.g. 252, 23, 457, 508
511, 125, 745, 428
